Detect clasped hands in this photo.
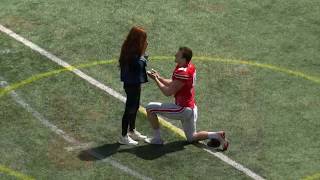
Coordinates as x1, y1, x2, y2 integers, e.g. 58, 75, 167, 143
147, 69, 160, 80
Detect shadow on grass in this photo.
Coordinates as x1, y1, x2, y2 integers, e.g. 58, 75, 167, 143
78, 140, 190, 161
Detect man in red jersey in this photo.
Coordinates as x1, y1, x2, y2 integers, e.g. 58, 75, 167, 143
145, 47, 229, 151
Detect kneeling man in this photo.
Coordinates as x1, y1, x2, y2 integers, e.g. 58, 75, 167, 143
145, 47, 229, 151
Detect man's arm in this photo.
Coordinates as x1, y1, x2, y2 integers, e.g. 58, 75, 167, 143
154, 77, 184, 96
150, 69, 172, 86
158, 76, 172, 87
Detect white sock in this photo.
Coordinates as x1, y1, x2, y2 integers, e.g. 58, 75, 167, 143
153, 129, 161, 139
208, 132, 219, 140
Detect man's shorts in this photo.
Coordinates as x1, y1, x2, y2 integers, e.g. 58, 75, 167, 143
146, 102, 198, 142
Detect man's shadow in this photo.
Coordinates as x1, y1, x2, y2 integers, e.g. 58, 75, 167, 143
78, 140, 190, 161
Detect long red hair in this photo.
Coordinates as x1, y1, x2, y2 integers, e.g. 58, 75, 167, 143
119, 26, 147, 69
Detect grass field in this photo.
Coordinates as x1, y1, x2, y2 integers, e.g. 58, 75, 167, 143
1, 0, 320, 179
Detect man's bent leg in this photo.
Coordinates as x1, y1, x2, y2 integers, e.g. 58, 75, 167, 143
147, 109, 160, 129
145, 102, 183, 144
146, 109, 162, 139
192, 131, 210, 141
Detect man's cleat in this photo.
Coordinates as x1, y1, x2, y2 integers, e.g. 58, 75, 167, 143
222, 140, 229, 151
118, 135, 138, 146
218, 131, 229, 151
207, 138, 221, 148
128, 129, 147, 141
144, 137, 164, 145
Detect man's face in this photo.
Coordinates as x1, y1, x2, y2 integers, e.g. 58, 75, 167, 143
175, 50, 185, 63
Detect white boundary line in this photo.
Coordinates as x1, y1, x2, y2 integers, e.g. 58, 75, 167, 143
0, 25, 126, 103
201, 146, 264, 180
64, 142, 95, 152
0, 80, 152, 180
0, 80, 81, 144
0, 24, 265, 180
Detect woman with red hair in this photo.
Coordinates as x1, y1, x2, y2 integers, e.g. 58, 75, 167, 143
118, 26, 148, 145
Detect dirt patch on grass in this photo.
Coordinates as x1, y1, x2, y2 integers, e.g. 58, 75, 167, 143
233, 64, 251, 76
47, 137, 93, 170
86, 110, 105, 121
1, 16, 38, 31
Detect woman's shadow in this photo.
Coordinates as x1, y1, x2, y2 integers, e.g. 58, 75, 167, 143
78, 140, 190, 161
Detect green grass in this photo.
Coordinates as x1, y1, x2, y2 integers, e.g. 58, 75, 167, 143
1, 0, 320, 179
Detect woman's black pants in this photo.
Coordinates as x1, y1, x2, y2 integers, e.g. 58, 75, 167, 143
121, 84, 141, 136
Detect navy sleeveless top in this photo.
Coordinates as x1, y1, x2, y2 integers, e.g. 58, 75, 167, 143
120, 55, 148, 86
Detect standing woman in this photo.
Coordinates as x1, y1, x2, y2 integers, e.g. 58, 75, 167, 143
118, 26, 148, 145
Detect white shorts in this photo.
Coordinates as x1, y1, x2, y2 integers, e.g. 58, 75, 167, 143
146, 102, 198, 142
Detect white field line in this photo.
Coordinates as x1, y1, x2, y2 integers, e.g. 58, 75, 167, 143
0, 24, 265, 180
64, 142, 95, 152
0, 80, 152, 180
0, 25, 126, 103
200, 143, 264, 180
0, 80, 81, 145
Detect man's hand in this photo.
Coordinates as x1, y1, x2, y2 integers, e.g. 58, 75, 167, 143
147, 68, 184, 96
147, 70, 155, 80
150, 69, 160, 77
147, 69, 160, 80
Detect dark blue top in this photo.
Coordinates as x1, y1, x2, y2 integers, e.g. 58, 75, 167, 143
120, 55, 148, 86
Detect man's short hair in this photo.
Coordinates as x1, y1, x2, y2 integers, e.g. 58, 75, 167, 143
179, 47, 193, 62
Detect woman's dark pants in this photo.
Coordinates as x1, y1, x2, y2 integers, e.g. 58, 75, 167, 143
121, 84, 141, 136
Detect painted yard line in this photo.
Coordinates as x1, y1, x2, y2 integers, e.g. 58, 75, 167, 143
0, 60, 116, 98
303, 172, 320, 180
201, 145, 264, 180
85, 150, 152, 180
0, 80, 80, 144
153, 56, 320, 84
0, 24, 265, 180
0, 24, 125, 103
2, 56, 320, 98
0, 79, 152, 180
0, 164, 35, 180
65, 142, 96, 152
0, 164, 34, 180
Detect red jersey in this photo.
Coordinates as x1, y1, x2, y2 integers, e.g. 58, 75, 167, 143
172, 62, 196, 108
